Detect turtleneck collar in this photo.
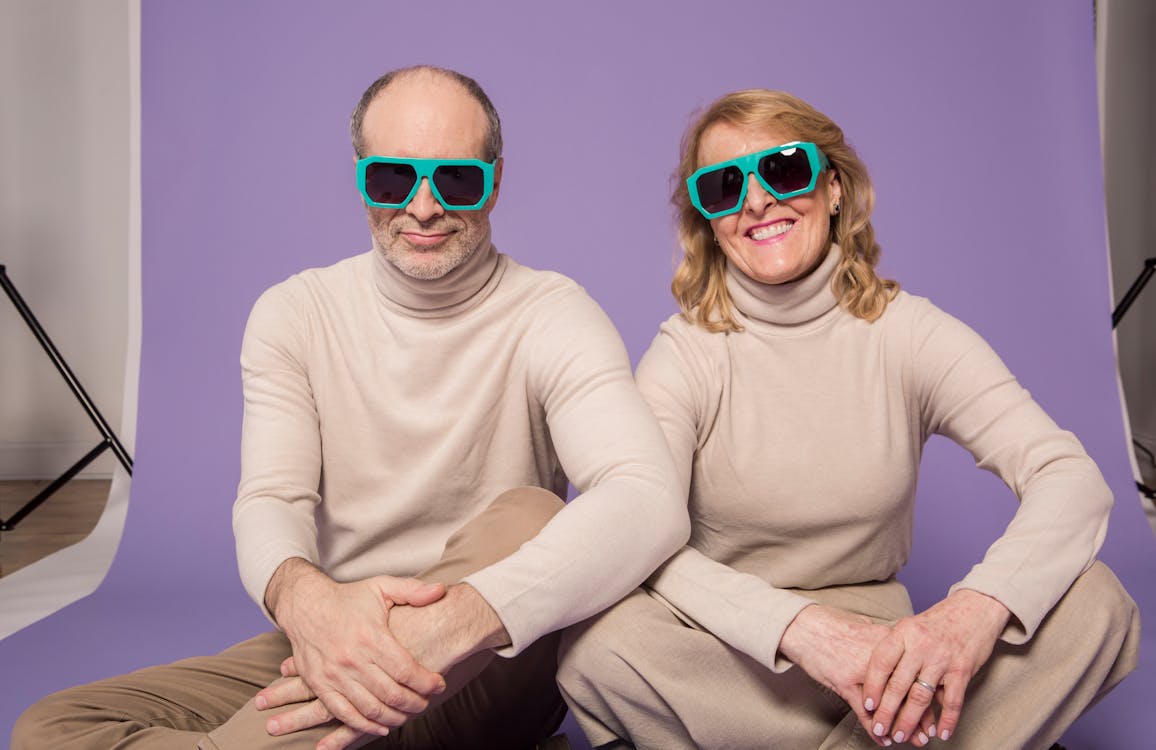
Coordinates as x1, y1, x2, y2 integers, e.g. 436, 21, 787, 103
725, 244, 841, 327
372, 239, 502, 318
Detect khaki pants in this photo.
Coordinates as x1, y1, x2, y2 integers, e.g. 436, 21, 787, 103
557, 562, 1139, 750
13, 487, 569, 750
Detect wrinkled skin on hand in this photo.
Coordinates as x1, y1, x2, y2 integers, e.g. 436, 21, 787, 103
260, 574, 506, 750
780, 604, 935, 746
862, 588, 1010, 744
257, 559, 447, 749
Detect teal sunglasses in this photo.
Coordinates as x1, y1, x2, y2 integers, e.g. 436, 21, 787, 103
687, 141, 830, 220
356, 156, 496, 210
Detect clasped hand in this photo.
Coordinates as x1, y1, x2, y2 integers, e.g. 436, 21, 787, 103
782, 589, 1008, 747
257, 568, 449, 750
860, 588, 1010, 746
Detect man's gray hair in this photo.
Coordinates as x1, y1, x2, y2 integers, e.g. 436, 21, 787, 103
350, 65, 503, 162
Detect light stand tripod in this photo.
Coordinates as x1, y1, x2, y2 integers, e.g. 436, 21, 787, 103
1112, 257, 1156, 500
0, 264, 133, 532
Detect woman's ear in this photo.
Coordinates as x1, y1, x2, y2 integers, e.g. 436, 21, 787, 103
827, 169, 842, 214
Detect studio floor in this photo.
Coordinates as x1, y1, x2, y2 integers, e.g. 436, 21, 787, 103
0, 480, 111, 578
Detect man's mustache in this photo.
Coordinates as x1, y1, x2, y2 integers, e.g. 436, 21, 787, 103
393, 218, 458, 234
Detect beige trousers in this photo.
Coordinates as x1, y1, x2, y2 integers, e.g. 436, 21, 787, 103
557, 562, 1140, 750
13, 487, 568, 750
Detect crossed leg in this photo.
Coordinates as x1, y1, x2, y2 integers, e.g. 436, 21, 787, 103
13, 487, 568, 750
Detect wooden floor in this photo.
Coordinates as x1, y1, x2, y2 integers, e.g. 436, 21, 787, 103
0, 479, 111, 578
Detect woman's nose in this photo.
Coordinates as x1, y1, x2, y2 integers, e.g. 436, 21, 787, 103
743, 173, 775, 213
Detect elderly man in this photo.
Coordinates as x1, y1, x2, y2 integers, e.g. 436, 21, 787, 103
13, 65, 687, 750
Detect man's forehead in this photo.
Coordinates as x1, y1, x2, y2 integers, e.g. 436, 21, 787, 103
361, 73, 488, 158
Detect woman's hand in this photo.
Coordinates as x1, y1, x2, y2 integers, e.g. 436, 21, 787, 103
861, 589, 1011, 745
779, 605, 935, 746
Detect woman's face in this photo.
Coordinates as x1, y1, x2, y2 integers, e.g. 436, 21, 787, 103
698, 122, 841, 286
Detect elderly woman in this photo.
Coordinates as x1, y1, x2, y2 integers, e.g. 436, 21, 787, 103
557, 90, 1139, 749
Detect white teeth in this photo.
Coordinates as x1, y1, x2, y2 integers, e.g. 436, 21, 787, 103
750, 221, 793, 241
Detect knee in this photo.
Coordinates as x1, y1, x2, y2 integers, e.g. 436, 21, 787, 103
557, 616, 611, 693
430, 487, 565, 584
12, 690, 77, 750
443, 486, 564, 561
488, 486, 566, 540
1064, 562, 1138, 635
1065, 562, 1140, 664
557, 594, 650, 698
1037, 561, 1140, 679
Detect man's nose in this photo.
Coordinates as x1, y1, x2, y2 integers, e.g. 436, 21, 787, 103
406, 178, 445, 221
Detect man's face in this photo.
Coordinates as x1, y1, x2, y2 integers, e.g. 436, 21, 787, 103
360, 73, 502, 280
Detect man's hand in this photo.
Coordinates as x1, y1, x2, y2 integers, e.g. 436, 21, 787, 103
387, 582, 509, 672
258, 558, 448, 742
779, 604, 936, 747
260, 580, 509, 750
861, 589, 1010, 745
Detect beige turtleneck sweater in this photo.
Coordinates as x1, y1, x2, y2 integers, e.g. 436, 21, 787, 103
640, 246, 1111, 672
232, 243, 687, 655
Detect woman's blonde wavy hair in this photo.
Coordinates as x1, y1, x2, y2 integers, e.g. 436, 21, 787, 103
672, 89, 897, 331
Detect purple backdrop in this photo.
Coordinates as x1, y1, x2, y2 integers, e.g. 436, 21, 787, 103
3, 1, 1152, 747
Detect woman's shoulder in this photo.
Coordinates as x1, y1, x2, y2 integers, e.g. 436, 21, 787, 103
653, 309, 732, 353
876, 289, 973, 336
879, 288, 937, 321
637, 310, 734, 389
878, 289, 1002, 374
888, 289, 986, 331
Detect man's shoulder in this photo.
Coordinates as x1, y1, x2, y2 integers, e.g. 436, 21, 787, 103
244, 252, 371, 338
500, 255, 582, 294
251, 252, 370, 311
266, 251, 370, 295
494, 256, 630, 361
497, 255, 600, 315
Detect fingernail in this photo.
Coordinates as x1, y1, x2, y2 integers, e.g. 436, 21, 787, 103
882, 740, 892, 747
254, 695, 267, 710
940, 729, 951, 741
865, 697, 875, 711
874, 722, 885, 737
894, 731, 905, 743
918, 732, 929, 745
929, 724, 937, 738
266, 719, 279, 735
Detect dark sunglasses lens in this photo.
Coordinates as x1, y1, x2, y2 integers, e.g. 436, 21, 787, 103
364, 162, 418, 205
695, 165, 745, 214
758, 148, 813, 195
432, 164, 487, 206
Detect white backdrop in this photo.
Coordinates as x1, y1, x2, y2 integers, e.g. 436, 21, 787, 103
1098, 0, 1156, 523
0, 0, 134, 480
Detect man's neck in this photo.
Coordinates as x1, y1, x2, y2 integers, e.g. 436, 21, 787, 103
371, 240, 501, 316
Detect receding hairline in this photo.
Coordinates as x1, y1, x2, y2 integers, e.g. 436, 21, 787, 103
379, 66, 474, 97
350, 65, 503, 161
